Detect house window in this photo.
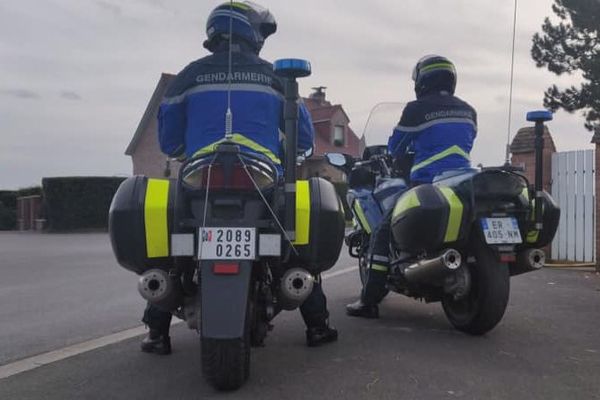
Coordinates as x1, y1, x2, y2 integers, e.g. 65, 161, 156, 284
333, 125, 345, 147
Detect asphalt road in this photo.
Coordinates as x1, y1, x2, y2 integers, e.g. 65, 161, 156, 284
1, 232, 599, 399
0, 233, 146, 365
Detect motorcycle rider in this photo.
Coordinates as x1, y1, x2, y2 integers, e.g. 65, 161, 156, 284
346, 55, 477, 318
141, 1, 338, 354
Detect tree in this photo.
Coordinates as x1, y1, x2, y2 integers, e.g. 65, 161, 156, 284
531, 0, 600, 132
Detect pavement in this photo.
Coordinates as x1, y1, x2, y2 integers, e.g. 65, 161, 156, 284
1, 232, 599, 399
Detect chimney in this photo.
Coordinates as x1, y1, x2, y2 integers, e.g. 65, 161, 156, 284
310, 86, 328, 106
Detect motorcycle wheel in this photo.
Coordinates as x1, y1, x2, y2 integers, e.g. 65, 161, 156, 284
201, 302, 251, 391
441, 238, 510, 336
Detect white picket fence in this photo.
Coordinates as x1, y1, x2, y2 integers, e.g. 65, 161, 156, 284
551, 150, 595, 262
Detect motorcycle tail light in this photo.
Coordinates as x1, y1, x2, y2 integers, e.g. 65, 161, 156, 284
500, 253, 516, 263
182, 163, 274, 191
213, 263, 240, 275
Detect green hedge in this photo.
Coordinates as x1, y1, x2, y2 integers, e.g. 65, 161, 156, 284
42, 177, 126, 232
0, 201, 16, 230
0, 191, 17, 210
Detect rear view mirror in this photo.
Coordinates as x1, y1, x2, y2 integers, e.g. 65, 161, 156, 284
325, 153, 348, 167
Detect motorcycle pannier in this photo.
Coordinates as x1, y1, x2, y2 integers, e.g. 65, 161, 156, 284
109, 176, 176, 275
391, 184, 469, 252
294, 177, 345, 273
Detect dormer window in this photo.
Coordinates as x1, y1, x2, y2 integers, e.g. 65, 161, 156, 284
333, 125, 345, 147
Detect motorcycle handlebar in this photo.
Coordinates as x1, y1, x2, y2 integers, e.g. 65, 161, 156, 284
353, 155, 393, 178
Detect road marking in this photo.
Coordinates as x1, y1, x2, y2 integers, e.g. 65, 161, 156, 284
0, 264, 358, 380
322, 265, 358, 280
0, 325, 148, 380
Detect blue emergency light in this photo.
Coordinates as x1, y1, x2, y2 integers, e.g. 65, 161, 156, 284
273, 59, 311, 78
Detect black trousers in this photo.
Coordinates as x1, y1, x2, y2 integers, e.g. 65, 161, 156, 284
298, 278, 330, 329
361, 208, 393, 305
143, 278, 330, 334
142, 303, 172, 335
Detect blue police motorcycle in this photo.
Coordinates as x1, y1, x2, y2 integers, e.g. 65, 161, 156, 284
109, 60, 345, 390
327, 106, 560, 335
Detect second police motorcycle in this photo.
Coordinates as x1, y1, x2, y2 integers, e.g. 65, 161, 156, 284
326, 103, 560, 335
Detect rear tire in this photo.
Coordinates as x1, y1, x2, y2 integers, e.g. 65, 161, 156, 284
442, 239, 510, 335
201, 336, 250, 391
200, 296, 251, 391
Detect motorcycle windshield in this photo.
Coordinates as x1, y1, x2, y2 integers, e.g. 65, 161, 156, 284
361, 102, 407, 152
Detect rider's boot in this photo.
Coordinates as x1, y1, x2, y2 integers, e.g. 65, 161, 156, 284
346, 259, 389, 318
141, 303, 173, 355
306, 323, 338, 347
141, 329, 172, 355
346, 300, 379, 318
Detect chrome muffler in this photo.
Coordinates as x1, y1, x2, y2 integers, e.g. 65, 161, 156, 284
509, 248, 545, 276
138, 269, 182, 310
278, 268, 315, 310
403, 249, 462, 284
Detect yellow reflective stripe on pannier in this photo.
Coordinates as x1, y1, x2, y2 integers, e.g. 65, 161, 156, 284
392, 190, 421, 218
411, 145, 470, 173
527, 230, 539, 244
193, 133, 282, 165
438, 187, 463, 243
144, 179, 170, 258
293, 180, 310, 245
521, 187, 530, 202
353, 201, 371, 234
525, 195, 539, 243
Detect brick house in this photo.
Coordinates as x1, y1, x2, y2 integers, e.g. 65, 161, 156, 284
125, 73, 176, 178
126, 76, 362, 182
299, 87, 362, 180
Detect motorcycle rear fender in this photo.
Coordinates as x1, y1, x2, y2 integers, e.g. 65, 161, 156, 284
200, 260, 252, 340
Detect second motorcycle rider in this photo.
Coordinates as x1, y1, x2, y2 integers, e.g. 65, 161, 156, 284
346, 55, 478, 318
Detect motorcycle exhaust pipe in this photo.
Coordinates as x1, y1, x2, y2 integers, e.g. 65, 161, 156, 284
403, 249, 462, 284
278, 268, 315, 310
509, 248, 545, 276
138, 269, 182, 310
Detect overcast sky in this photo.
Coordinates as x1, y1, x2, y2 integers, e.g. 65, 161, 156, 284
0, 0, 593, 189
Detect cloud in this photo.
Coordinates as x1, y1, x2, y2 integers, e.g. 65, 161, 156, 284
94, 1, 122, 17
0, 89, 40, 99
60, 91, 82, 101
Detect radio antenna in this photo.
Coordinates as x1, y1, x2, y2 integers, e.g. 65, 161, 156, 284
504, 0, 519, 165
225, 0, 234, 139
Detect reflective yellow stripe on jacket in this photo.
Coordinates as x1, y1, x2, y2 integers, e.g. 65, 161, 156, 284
193, 133, 282, 165
411, 145, 470, 173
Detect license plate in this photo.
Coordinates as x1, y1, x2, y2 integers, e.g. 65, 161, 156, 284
481, 217, 522, 244
198, 227, 256, 260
